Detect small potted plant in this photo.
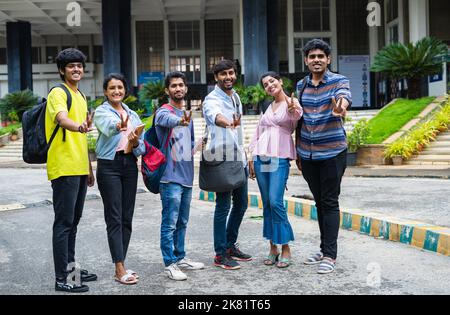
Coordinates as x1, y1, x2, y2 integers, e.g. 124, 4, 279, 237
9, 127, 19, 141
384, 137, 414, 165
346, 119, 370, 166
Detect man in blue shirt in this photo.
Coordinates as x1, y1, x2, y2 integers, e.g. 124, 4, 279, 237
155, 71, 205, 280
296, 39, 351, 274
202, 60, 252, 270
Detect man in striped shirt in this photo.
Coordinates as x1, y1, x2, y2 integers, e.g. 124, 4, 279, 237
296, 39, 351, 274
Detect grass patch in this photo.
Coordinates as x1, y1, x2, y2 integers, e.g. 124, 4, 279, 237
367, 97, 435, 144
0, 123, 21, 136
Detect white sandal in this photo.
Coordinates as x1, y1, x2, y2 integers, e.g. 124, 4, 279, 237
114, 273, 138, 285
126, 269, 139, 279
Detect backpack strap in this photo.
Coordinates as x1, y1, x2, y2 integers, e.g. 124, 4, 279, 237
57, 84, 73, 142
46, 84, 73, 149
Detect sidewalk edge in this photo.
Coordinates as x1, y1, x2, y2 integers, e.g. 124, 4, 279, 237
198, 190, 449, 257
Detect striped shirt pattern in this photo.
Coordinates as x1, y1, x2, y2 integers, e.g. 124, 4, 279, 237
296, 71, 352, 161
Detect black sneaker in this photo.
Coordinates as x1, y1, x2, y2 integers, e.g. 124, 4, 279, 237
80, 269, 97, 282
69, 268, 98, 282
227, 244, 252, 261
55, 281, 89, 293
214, 255, 241, 270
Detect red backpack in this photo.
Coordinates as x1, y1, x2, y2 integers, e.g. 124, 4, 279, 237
141, 104, 175, 194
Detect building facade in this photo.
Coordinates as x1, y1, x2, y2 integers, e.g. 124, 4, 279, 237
0, 0, 449, 108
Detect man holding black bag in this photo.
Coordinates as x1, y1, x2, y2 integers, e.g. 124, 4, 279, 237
202, 60, 252, 270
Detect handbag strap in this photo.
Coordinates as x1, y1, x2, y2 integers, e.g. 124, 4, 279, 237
295, 75, 309, 147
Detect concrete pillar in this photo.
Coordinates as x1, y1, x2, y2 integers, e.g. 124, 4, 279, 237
409, 0, 428, 43
242, 0, 268, 85
102, 0, 132, 86
267, 0, 279, 73
6, 21, 33, 93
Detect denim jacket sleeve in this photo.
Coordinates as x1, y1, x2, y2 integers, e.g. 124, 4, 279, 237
155, 108, 181, 128
93, 105, 121, 138
131, 112, 146, 157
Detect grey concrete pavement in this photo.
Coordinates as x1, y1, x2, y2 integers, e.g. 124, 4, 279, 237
0, 192, 449, 295
2, 168, 449, 227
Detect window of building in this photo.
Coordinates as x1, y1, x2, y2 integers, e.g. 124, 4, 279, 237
46, 46, 58, 64
293, 0, 330, 32
169, 21, 200, 51
93, 45, 103, 64
388, 24, 399, 43
0, 48, 6, 64
384, 0, 402, 44
136, 21, 165, 73
32, 47, 41, 64
169, 56, 201, 83
77, 45, 89, 62
336, 0, 369, 55
205, 19, 233, 73
294, 37, 331, 72
386, 0, 398, 23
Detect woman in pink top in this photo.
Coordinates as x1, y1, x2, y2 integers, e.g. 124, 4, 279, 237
248, 72, 302, 268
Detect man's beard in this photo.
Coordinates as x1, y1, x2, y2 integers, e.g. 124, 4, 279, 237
220, 79, 235, 90
171, 95, 185, 102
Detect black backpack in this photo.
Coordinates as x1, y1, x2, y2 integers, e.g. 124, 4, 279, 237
22, 84, 76, 164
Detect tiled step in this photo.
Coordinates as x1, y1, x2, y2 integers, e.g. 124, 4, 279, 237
431, 141, 450, 148
408, 160, 450, 165
410, 154, 450, 162
421, 148, 450, 155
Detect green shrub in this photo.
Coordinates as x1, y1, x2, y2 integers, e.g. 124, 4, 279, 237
384, 137, 415, 159
0, 89, 38, 122
347, 119, 371, 153
138, 80, 167, 110
87, 134, 96, 153
9, 127, 18, 136
384, 102, 450, 160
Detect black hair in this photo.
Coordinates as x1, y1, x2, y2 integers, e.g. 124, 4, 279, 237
103, 73, 129, 98
260, 71, 282, 87
302, 39, 332, 57
55, 48, 87, 80
164, 71, 187, 89
213, 59, 237, 76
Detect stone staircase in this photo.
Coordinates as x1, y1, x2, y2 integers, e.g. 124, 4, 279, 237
0, 138, 23, 162
192, 110, 379, 163
344, 110, 379, 133
407, 131, 450, 165
0, 110, 379, 164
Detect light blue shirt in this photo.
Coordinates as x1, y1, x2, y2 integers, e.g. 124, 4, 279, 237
202, 85, 247, 165
93, 101, 145, 160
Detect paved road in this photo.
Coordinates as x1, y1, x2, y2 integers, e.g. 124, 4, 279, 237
2, 168, 449, 227
0, 192, 449, 295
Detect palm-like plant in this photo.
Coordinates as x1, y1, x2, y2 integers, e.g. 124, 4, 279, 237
0, 89, 38, 122
138, 80, 168, 110
371, 37, 448, 99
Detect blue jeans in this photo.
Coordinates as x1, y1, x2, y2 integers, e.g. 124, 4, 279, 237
214, 180, 248, 256
159, 182, 192, 267
254, 156, 294, 245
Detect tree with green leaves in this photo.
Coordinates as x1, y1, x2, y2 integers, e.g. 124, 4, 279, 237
371, 37, 448, 99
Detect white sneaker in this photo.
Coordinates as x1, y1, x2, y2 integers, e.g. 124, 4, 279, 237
177, 258, 205, 270
164, 263, 188, 281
